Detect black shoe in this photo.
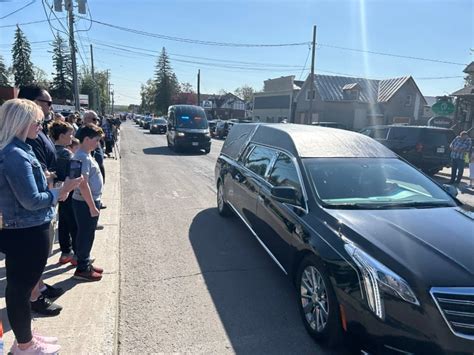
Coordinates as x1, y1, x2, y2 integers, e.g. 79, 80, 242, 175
96, 224, 104, 230
31, 295, 62, 316
99, 204, 107, 210
41, 283, 64, 299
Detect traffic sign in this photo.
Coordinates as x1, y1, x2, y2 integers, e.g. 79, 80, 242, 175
432, 101, 455, 115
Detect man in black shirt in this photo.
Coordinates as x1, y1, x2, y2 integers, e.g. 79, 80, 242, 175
18, 86, 57, 171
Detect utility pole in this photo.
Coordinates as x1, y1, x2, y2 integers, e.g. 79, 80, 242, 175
68, 4, 80, 112
197, 69, 201, 106
90, 44, 99, 112
106, 69, 110, 114
308, 25, 317, 124
111, 90, 114, 115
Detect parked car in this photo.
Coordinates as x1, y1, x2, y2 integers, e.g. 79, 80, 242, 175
149, 117, 168, 134
142, 116, 153, 130
215, 123, 473, 355
311, 121, 347, 130
166, 105, 211, 153
215, 120, 234, 139
208, 120, 219, 138
360, 125, 456, 175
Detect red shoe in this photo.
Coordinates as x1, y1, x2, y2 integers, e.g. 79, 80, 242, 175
73, 269, 102, 282
91, 265, 104, 274
58, 253, 74, 265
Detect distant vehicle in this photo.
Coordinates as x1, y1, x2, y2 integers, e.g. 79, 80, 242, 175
142, 116, 153, 130
208, 120, 219, 138
360, 125, 456, 175
166, 105, 211, 154
149, 117, 168, 134
215, 123, 472, 355
311, 121, 347, 130
215, 120, 234, 139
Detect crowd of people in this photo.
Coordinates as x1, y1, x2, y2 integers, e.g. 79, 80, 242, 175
0, 85, 120, 354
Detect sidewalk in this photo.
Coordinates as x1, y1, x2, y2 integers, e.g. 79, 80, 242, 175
438, 167, 470, 182
0, 157, 121, 354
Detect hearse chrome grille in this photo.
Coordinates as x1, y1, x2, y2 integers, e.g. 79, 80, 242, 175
431, 287, 474, 340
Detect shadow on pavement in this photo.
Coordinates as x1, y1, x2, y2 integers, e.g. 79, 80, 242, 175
143, 146, 206, 156
188, 208, 345, 354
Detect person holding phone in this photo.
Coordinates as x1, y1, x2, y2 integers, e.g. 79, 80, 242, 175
0, 99, 82, 354
72, 124, 105, 281
50, 121, 78, 266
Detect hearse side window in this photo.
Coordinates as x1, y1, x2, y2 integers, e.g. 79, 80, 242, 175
268, 153, 303, 204
244, 146, 275, 178
239, 144, 254, 163
373, 128, 389, 139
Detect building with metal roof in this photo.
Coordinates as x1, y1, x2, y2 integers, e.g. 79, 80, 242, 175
294, 74, 427, 130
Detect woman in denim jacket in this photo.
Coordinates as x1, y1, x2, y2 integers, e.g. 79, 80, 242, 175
0, 99, 82, 354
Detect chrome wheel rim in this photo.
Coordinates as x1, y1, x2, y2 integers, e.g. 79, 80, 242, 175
217, 184, 224, 211
300, 265, 329, 332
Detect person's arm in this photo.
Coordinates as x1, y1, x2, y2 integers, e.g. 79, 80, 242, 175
78, 175, 99, 217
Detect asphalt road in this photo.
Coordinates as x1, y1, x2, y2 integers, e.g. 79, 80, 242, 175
117, 122, 345, 354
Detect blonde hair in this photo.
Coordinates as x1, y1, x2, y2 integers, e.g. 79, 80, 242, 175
0, 99, 43, 150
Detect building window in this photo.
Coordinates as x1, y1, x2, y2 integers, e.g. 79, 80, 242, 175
405, 95, 413, 107
306, 90, 316, 100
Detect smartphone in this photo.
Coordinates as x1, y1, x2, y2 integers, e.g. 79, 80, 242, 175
68, 159, 82, 179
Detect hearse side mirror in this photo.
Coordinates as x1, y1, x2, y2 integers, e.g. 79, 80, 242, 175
271, 186, 299, 205
442, 184, 458, 198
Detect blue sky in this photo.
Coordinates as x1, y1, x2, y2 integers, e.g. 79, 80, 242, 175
1, 0, 472, 105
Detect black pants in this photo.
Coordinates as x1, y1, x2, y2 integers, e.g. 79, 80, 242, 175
450, 158, 465, 183
58, 193, 77, 254
0, 223, 50, 343
73, 199, 100, 272
105, 140, 114, 154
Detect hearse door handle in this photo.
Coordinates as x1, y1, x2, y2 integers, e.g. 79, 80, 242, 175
233, 172, 245, 183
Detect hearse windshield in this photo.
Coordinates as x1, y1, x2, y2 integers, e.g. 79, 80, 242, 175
304, 158, 457, 209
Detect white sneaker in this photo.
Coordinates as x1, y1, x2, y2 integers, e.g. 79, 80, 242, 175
10, 339, 61, 354
13, 333, 58, 348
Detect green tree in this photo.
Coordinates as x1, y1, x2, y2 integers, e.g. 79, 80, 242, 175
234, 85, 255, 102
154, 47, 179, 114
0, 55, 9, 86
140, 79, 156, 114
50, 34, 73, 100
11, 25, 35, 86
33, 66, 50, 88
79, 67, 109, 114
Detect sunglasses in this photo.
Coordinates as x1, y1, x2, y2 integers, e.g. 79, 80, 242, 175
37, 99, 52, 107
33, 119, 44, 126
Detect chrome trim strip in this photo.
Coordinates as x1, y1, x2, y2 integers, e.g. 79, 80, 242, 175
445, 310, 474, 318
437, 298, 474, 306
383, 345, 414, 354
430, 287, 474, 341
451, 322, 474, 330
228, 201, 288, 275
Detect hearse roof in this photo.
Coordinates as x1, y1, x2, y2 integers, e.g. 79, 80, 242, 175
221, 123, 397, 159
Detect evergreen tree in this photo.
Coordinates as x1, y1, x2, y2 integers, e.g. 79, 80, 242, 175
0, 55, 9, 86
11, 25, 35, 86
50, 33, 73, 100
154, 47, 179, 114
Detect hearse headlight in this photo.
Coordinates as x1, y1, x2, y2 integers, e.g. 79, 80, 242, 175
177, 132, 185, 137
344, 243, 419, 319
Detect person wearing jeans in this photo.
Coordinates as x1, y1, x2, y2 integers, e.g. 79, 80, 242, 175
0, 99, 82, 354
449, 131, 472, 184
72, 123, 105, 281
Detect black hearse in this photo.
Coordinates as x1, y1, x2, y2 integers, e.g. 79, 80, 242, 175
215, 123, 473, 354
166, 105, 211, 153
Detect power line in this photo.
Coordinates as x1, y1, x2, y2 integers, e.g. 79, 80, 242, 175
81, 37, 306, 68
1, 0, 37, 20
0, 17, 66, 28
299, 44, 312, 80
76, 16, 310, 48
318, 43, 467, 66
415, 75, 464, 80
